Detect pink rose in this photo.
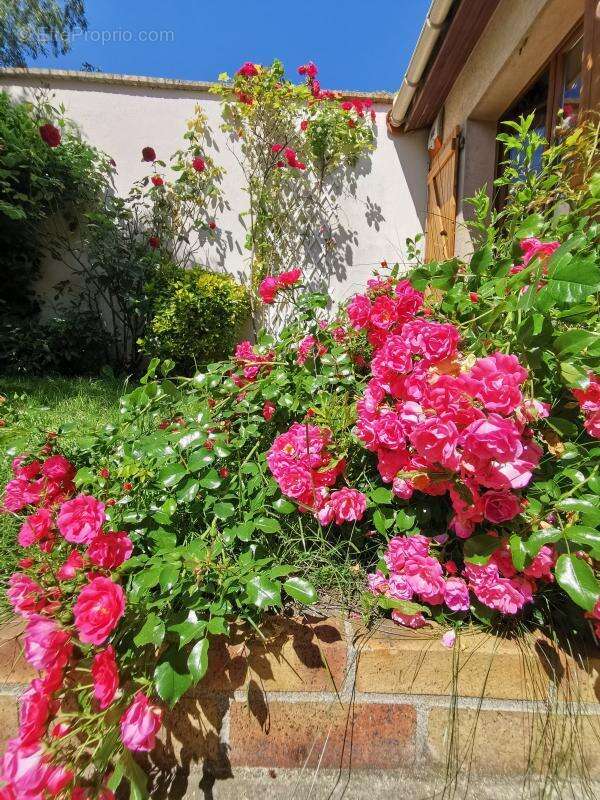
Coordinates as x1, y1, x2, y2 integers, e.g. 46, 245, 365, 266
391, 610, 427, 628
482, 490, 522, 523
347, 294, 371, 329
461, 414, 522, 464
387, 574, 413, 600
573, 375, 600, 413
41, 455, 75, 483
384, 535, 430, 572
73, 577, 125, 645
403, 555, 445, 604
410, 416, 459, 469
46, 762, 74, 794
12, 458, 41, 479
520, 237, 560, 266
87, 531, 133, 570
401, 319, 460, 363
18, 508, 53, 548
7, 574, 45, 618
369, 295, 398, 331
258, 276, 279, 304
92, 646, 119, 710
262, 401, 276, 421
317, 487, 367, 526
523, 545, 556, 580
1, 738, 48, 795
237, 61, 258, 77
57, 495, 105, 544
444, 577, 470, 611
24, 615, 72, 672
277, 268, 301, 286
367, 570, 388, 595
3, 477, 42, 512
373, 413, 406, 450
120, 692, 163, 752
18, 679, 50, 745
57, 549, 85, 581
392, 477, 414, 500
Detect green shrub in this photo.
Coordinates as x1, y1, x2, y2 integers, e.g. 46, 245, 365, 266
141, 267, 250, 372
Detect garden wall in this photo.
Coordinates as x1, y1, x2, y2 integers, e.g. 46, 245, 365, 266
2, 615, 600, 798
0, 68, 428, 315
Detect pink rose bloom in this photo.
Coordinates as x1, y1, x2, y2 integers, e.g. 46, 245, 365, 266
520, 237, 560, 266
7, 574, 45, 618
18, 679, 50, 746
573, 375, 600, 413
376, 447, 410, 483
262, 400, 276, 421
46, 762, 74, 794
18, 508, 53, 548
57, 495, 105, 544
277, 268, 301, 286
523, 545, 556, 580
92, 646, 119, 710
461, 414, 523, 464
87, 531, 133, 570
120, 692, 163, 752
403, 555, 445, 604
441, 630, 456, 648
373, 413, 406, 450
41, 455, 75, 483
73, 577, 125, 645
367, 570, 389, 595
258, 276, 279, 304
318, 487, 367, 526
584, 411, 600, 438
391, 610, 427, 628
237, 61, 258, 77
12, 458, 41, 479
410, 416, 460, 469
392, 477, 414, 500
3, 477, 42, 512
444, 577, 470, 611
1, 738, 48, 796
296, 335, 317, 366
482, 490, 522, 523
347, 294, 371, 329
57, 549, 85, 581
298, 61, 318, 78
469, 352, 528, 386
387, 574, 414, 600
24, 615, 72, 672
401, 319, 460, 363
369, 295, 398, 331
384, 534, 430, 572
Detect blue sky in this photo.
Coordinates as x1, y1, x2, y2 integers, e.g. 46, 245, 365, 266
29, 0, 430, 92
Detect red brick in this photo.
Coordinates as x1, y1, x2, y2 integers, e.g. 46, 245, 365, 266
0, 620, 34, 686
198, 615, 347, 694
229, 700, 415, 769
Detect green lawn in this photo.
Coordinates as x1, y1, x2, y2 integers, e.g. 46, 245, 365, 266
0, 376, 125, 614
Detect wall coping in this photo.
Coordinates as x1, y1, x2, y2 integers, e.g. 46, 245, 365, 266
0, 68, 395, 104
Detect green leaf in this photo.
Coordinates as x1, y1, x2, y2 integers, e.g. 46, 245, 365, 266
133, 613, 165, 647
370, 487, 393, 504
154, 648, 193, 707
509, 534, 529, 572
245, 575, 282, 609
188, 449, 215, 471
560, 362, 590, 389
177, 478, 200, 503
563, 525, 600, 551
377, 596, 428, 615
515, 213, 544, 239
255, 516, 281, 533
120, 750, 149, 800
158, 463, 187, 488
214, 501, 235, 520
554, 554, 600, 611
188, 638, 210, 683
525, 527, 562, 558
159, 564, 181, 591
463, 534, 501, 562
273, 498, 296, 514
373, 509, 389, 534
283, 577, 318, 605
556, 498, 600, 525
199, 469, 222, 489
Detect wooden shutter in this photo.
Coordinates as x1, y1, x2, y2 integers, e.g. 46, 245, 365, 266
424, 126, 460, 263
581, 0, 600, 115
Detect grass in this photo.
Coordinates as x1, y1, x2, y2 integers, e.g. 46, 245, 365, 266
0, 375, 125, 614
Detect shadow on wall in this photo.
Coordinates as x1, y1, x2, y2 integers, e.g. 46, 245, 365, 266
390, 130, 428, 233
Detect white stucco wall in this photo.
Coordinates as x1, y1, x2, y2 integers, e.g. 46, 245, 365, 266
0, 70, 428, 311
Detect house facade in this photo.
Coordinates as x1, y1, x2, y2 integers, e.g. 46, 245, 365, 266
388, 0, 600, 261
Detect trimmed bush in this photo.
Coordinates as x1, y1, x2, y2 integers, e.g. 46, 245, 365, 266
141, 267, 250, 372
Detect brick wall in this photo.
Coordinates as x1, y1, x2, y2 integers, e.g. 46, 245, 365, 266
2, 614, 600, 796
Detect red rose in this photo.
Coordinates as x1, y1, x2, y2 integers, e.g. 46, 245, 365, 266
41, 454, 75, 483
237, 61, 258, 77
39, 124, 61, 147
148, 236, 160, 250
300, 120, 309, 131
151, 175, 164, 187
141, 146, 156, 162
192, 156, 205, 172
87, 531, 133, 569
92, 646, 119, 709
73, 577, 125, 645
208, 220, 216, 230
